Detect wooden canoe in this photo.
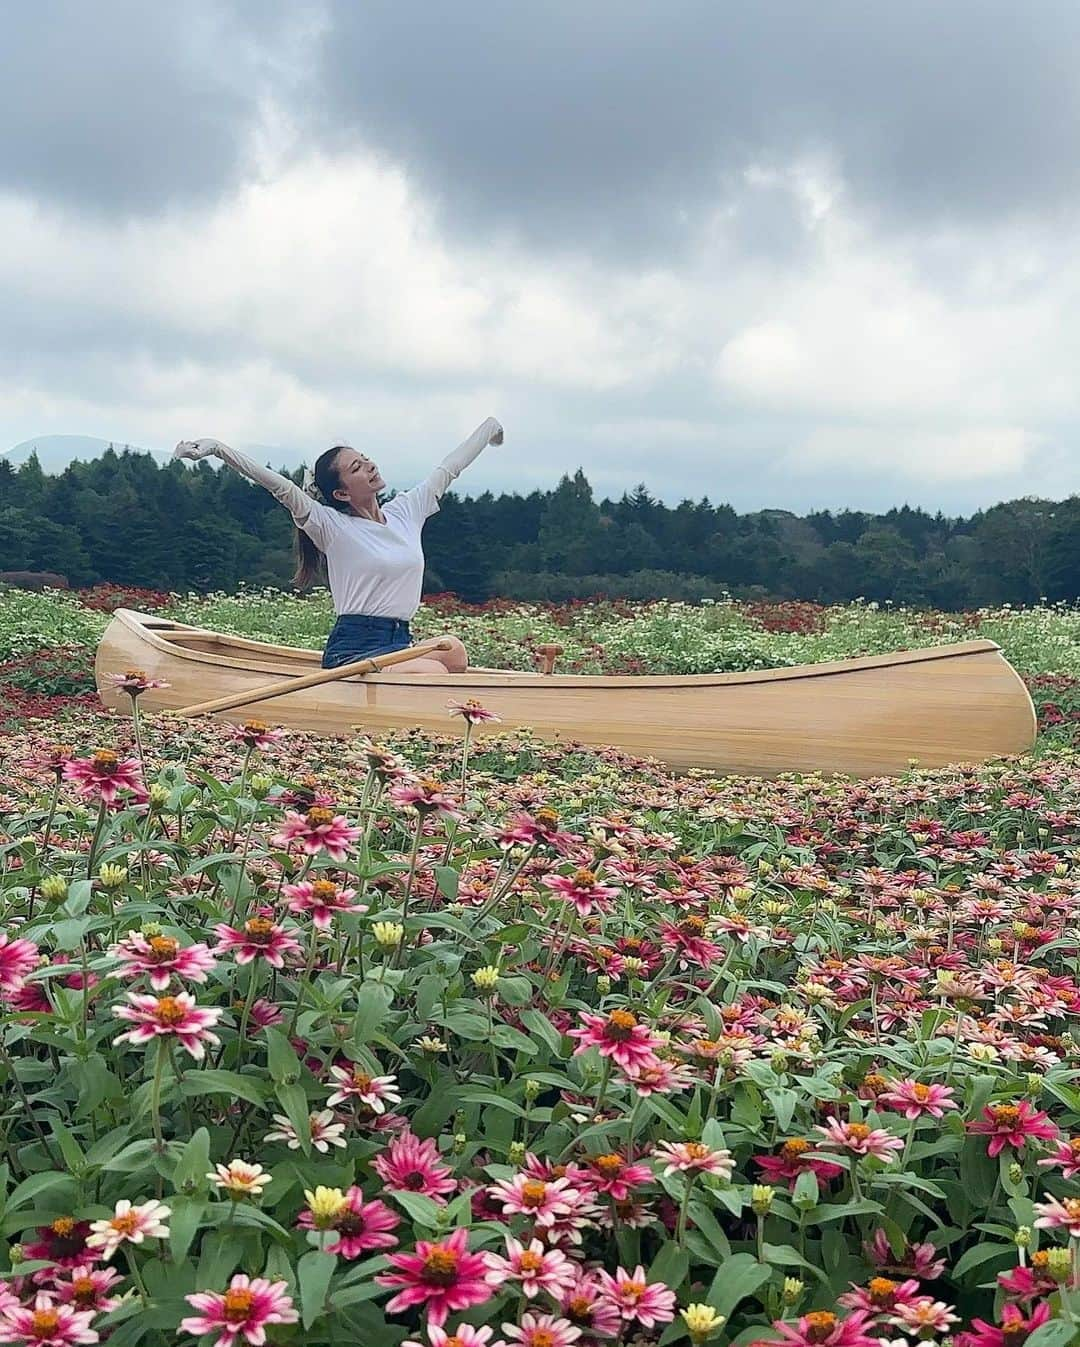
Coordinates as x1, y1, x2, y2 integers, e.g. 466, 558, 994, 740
94, 608, 1037, 778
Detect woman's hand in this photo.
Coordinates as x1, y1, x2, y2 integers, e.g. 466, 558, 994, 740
173, 438, 230, 461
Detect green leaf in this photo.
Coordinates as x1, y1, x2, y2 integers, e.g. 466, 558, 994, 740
264, 1029, 302, 1085
433, 866, 460, 900
1025, 1322, 1079, 1347
7, 1172, 75, 1211
649, 1241, 689, 1292
172, 1129, 212, 1195
180, 1070, 266, 1108
389, 1190, 443, 1228
353, 981, 394, 1044
459, 1089, 527, 1118
707, 1252, 771, 1319
764, 1087, 798, 1131
952, 1242, 1018, 1280
169, 1197, 204, 1262
804, 1199, 883, 1224
519, 1008, 565, 1055
195, 1230, 242, 1290
298, 1250, 337, 1330
793, 1168, 820, 1209
761, 1243, 829, 1286
51, 1122, 85, 1173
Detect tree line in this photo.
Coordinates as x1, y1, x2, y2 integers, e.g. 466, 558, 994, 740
2, 445, 1078, 608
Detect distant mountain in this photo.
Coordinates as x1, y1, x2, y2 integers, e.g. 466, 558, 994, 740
1, 435, 304, 475
2, 435, 167, 475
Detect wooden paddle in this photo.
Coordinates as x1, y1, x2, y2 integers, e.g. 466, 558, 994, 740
173, 639, 454, 718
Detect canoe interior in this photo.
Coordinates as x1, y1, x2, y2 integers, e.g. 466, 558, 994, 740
95, 609, 1038, 778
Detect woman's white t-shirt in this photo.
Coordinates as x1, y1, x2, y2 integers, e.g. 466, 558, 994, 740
303, 478, 440, 620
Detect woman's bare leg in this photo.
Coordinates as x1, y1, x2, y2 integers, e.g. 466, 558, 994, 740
387, 656, 454, 674
427, 635, 468, 673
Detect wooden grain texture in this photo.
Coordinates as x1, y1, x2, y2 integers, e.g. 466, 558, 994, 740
95, 609, 1038, 777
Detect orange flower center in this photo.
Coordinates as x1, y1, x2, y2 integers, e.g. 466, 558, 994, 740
862, 1075, 887, 1093
606, 1009, 638, 1040
423, 1248, 460, 1285
244, 918, 275, 942
684, 1143, 709, 1160
30, 1310, 60, 1337
71, 1277, 97, 1305
147, 936, 180, 960
1001, 1325, 1030, 1347
520, 1181, 548, 1208
531, 1333, 556, 1347
154, 997, 187, 1026
680, 916, 706, 935
1068, 1138, 1080, 1156
868, 1278, 898, 1307
223, 1289, 255, 1322
351, 1072, 373, 1091
110, 1212, 140, 1235
51, 1217, 76, 1236
311, 880, 338, 901
1064, 1199, 1080, 1218
847, 1124, 871, 1142
242, 720, 268, 734
912, 1083, 931, 1101
306, 807, 335, 826
1033, 1251, 1050, 1270
805, 1311, 838, 1343
621, 1280, 646, 1302
91, 750, 119, 774
594, 1153, 624, 1177
535, 808, 560, 827
566, 1296, 592, 1320
781, 1139, 812, 1162
519, 1251, 544, 1272
992, 1106, 1021, 1127
573, 868, 597, 886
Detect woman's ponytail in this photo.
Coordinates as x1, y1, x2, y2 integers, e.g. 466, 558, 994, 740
290, 446, 351, 590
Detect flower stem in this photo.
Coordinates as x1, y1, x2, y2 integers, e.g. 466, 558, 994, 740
150, 1038, 168, 1154
86, 797, 109, 880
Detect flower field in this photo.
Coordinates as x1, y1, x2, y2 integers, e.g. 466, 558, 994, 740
1, 590, 1080, 1346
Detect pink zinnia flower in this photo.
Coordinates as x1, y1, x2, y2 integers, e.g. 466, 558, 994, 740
813, 1119, 904, 1162
298, 1188, 399, 1258
583, 1153, 652, 1202
839, 1278, 923, 1314
53, 1266, 124, 1314
568, 1010, 662, 1077
765, 1310, 878, 1347
23, 1220, 93, 1271
0, 934, 39, 996
181, 1275, 298, 1347
542, 869, 620, 917
654, 1140, 735, 1179
264, 1109, 347, 1152
486, 1238, 577, 1299
389, 778, 465, 820
560, 1272, 622, 1339
377, 1226, 494, 1328
1034, 1194, 1080, 1238
891, 1299, 960, 1336
502, 1314, 582, 1347
998, 1255, 1059, 1303
404, 1327, 497, 1347
271, 807, 360, 860
227, 720, 286, 750
957, 1301, 1052, 1347
113, 992, 222, 1059
495, 810, 577, 854
326, 1063, 401, 1112
864, 1230, 946, 1281
86, 1199, 170, 1261
283, 879, 368, 930
109, 931, 216, 991
878, 1079, 958, 1120
373, 1130, 457, 1203
755, 1138, 844, 1191
595, 1265, 676, 1329
1037, 1136, 1080, 1178
487, 1174, 584, 1228
104, 670, 169, 698
968, 1101, 1058, 1156
0, 1294, 97, 1347
213, 918, 301, 968
448, 699, 501, 724
63, 750, 144, 805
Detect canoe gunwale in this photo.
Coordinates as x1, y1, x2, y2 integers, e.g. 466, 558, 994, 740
103, 608, 1011, 691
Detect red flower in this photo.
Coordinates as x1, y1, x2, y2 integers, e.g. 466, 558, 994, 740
956, 1300, 1052, 1347
755, 1138, 843, 1191
63, 750, 144, 805
376, 1226, 495, 1328
968, 1101, 1058, 1156
373, 1130, 458, 1203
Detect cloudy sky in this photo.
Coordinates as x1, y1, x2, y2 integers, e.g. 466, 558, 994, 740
4, 0, 1080, 512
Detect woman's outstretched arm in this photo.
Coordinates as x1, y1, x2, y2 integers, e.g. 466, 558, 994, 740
174, 438, 319, 527
423, 416, 504, 501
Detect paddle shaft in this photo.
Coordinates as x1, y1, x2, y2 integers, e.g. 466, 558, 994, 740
174, 639, 454, 718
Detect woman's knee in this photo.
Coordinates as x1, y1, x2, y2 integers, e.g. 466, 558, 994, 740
435, 635, 468, 673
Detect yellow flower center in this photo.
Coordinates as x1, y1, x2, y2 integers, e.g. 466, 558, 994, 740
306, 807, 335, 826
519, 1251, 544, 1272
422, 1248, 460, 1285
606, 1009, 638, 1040
520, 1181, 548, 1208
244, 918, 275, 942
91, 750, 119, 773
573, 868, 597, 886
781, 1139, 811, 1162
242, 720, 268, 735
594, 1153, 624, 1177
992, 1106, 1021, 1127
567, 1296, 592, 1320
51, 1217, 76, 1236
531, 1333, 556, 1347
847, 1123, 871, 1142
684, 1143, 710, 1160
1064, 1199, 1080, 1219
71, 1277, 97, 1306
351, 1071, 373, 1092
535, 808, 560, 827
110, 1212, 140, 1235
223, 1289, 255, 1322
621, 1280, 646, 1301
912, 1083, 931, 1101
805, 1311, 838, 1343
311, 880, 338, 901
1068, 1138, 1080, 1156
868, 1278, 898, 1306
30, 1310, 60, 1337
147, 936, 180, 960
154, 997, 187, 1026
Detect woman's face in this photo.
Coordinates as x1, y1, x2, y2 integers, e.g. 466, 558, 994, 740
331, 447, 386, 508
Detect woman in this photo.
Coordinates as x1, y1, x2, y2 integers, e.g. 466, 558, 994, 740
173, 417, 503, 672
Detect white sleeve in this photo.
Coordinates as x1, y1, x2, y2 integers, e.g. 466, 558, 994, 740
412, 417, 503, 518
199, 442, 339, 548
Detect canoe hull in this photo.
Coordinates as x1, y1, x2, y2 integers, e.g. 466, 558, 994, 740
95, 610, 1038, 777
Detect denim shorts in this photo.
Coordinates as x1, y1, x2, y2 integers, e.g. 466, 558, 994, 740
321, 615, 412, 670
